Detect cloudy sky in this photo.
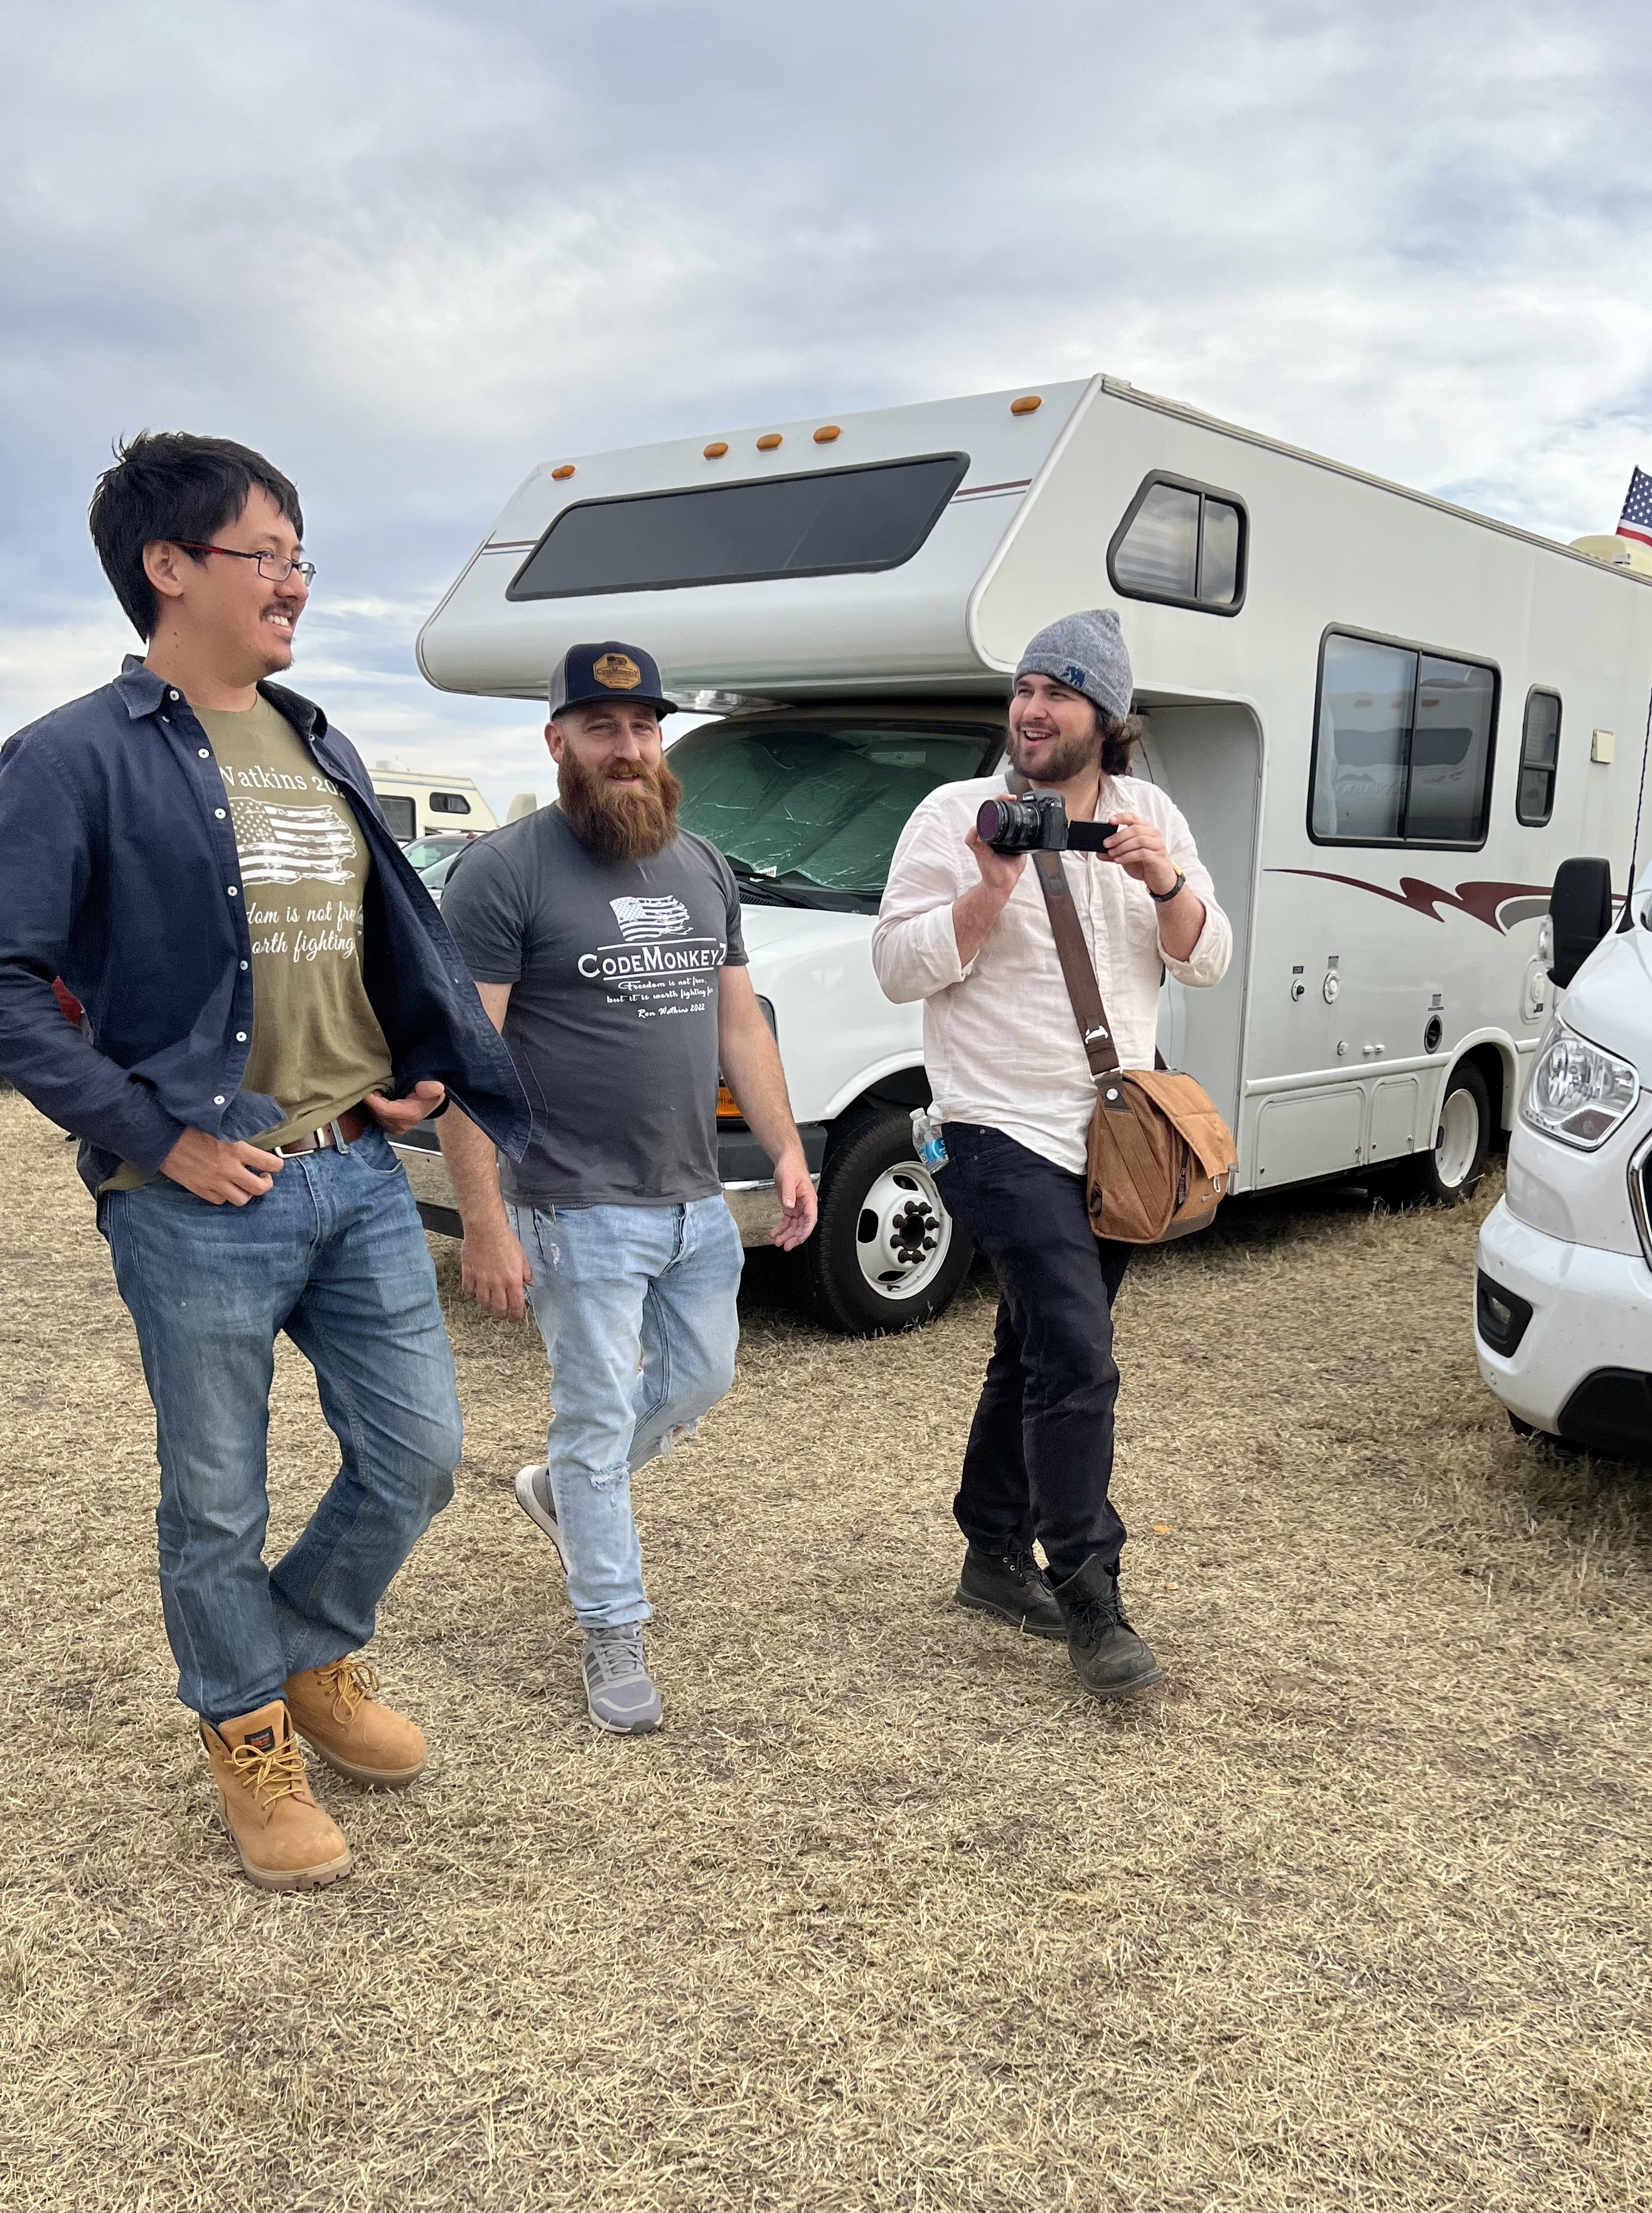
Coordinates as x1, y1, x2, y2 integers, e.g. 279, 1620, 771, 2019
4, 0, 1649, 816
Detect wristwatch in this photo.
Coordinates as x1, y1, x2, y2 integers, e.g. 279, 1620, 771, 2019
1149, 869, 1186, 905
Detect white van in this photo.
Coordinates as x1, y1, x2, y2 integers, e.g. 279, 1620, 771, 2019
405, 374, 1652, 1332
1475, 858, 1652, 1462
368, 763, 500, 846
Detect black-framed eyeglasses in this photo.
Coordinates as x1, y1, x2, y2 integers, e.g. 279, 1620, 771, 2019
176, 542, 316, 585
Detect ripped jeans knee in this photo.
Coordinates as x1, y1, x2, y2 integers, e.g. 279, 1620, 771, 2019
577, 1456, 631, 1495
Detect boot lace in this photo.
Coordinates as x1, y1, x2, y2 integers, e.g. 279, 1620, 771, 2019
1069, 1580, 1127, 1637
314, 1657, 381, 1723
227, 1728, 310, 1811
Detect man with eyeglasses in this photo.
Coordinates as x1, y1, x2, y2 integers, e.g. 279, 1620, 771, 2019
0, 432, 527, 1892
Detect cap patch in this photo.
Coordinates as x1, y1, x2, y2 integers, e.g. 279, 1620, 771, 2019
1063, 665, 1088, 690
593, 652, 643, 691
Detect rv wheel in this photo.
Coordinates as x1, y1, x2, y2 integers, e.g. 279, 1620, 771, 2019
790, 1104, 975, 1335
1389, 1062, 1491, 1207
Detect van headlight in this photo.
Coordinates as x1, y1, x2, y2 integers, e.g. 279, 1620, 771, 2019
1520, 1019, 1640, 1149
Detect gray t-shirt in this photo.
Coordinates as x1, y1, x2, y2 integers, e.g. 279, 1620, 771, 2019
441, 806, 748, 1207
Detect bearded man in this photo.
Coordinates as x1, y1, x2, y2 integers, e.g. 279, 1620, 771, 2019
437, 642, 817, 1732
872, 610, 1230, 1705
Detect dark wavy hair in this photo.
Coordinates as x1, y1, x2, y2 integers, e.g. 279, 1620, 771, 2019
88, 431, 304, 639
1099, 707, 1146, 778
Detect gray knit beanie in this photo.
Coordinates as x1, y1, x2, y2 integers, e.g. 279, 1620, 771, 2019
1016, 608, 1133, 724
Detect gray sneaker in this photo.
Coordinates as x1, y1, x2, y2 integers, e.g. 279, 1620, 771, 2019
581, 1625, 663, 1734
513, 1464, 571, 1575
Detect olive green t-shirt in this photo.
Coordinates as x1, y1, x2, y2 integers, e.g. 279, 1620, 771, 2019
106, 694, 394, 1188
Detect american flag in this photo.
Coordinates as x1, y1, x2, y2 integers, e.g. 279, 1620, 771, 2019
230, 799, 358, 886
1618, 465, 1652, 548
609, 893, 692, 940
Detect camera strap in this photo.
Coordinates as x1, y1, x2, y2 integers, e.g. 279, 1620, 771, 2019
1007, 772, 1122, 1089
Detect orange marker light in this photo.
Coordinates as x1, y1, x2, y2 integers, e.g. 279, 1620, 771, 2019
551, 463, 576, 479
756, 433, 783, 450
813, 425, 841, 443
704, 441, 729, 458
1010, 395, 1042, 415
716, 1083, 743, 1121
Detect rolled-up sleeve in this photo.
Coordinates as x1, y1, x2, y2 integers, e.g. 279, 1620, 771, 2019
1156, 798, 1231, 989
872, 797, 972, 1004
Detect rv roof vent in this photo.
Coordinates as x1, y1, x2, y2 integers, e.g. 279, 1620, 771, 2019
1570, 534, 1652, 576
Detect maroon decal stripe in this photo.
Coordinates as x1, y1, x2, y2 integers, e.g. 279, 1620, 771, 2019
1267, 868, 1550, 933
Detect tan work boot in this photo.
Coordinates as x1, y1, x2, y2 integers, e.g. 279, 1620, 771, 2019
285, 1657, 427, 1789
200, 1701, 353, 1892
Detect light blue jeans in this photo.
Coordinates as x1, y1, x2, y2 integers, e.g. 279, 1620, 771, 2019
99, 1127, 462, 1722
508, 1195, 743, 1627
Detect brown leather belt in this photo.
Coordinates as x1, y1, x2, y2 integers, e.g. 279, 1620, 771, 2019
276, 1105, 371, 1156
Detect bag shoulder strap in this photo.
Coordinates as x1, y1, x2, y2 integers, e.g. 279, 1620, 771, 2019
1007, 772, 1122, 1084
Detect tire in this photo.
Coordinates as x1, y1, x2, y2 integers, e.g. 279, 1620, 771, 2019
791, 1105, 975, 1335
1386, 1060, 1491, 1207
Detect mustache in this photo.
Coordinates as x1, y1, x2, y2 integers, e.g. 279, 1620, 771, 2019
557, 746, 682, 862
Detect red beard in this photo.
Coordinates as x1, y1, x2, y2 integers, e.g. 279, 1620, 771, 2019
557, 746, 684, 863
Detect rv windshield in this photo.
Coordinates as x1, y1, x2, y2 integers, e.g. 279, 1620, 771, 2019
670, 716, 1002, 908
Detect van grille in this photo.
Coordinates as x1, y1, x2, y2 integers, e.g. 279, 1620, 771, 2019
1632, 1138, 1652, 1271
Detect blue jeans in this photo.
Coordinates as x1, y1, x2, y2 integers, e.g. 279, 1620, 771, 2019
509, 1195, 743, 1628
99, 1126, 461, 1723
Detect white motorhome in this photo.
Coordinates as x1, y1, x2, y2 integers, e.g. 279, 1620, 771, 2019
405, 375, 1652, 1332
368, 763, 500, 846
1475, 857, 1652, 1462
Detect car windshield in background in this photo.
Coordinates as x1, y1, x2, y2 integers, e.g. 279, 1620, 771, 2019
418, 849, 468, 889
404, 836, 470, 871
507, 454, 968, 600
670, 718, 1002, 908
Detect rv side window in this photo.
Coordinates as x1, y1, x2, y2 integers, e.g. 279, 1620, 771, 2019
1516, 691, 1560, 827
1310, 631, 1498, 848
508, 453, 968, 600
378, 793, 416, 841
1107, 475, 1247, 613
429, 790, 473, 815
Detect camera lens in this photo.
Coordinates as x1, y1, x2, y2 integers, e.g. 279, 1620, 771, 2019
976, 796, 1045, 852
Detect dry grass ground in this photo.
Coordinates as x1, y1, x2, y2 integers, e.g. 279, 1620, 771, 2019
1, 1087, 1650, 2213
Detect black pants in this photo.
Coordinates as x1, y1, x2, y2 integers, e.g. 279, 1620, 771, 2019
935, 1123, 1132, 1583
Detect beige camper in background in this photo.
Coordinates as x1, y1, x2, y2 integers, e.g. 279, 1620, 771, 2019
368, 763, 500, 846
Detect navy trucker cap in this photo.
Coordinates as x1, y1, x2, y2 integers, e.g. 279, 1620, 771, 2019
548, 640, 678, 719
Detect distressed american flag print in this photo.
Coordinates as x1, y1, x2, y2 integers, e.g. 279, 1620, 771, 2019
230, 799, 358, 886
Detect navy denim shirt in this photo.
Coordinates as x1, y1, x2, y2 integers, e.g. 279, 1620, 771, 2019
0, 658, 529, 1194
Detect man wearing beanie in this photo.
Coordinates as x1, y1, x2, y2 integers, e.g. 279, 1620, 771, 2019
872, 609, 1231, 1701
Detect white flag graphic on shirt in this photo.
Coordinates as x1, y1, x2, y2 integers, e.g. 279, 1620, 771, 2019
231, 799, 358, 886
609, 894, 692, 940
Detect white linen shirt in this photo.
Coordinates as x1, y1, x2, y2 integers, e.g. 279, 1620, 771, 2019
872, 773, 1232, 1176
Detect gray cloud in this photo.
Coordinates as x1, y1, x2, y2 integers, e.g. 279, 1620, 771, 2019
3, 0, 1649, 814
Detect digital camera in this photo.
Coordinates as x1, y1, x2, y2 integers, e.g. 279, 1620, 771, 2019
975, 792, 1118, 855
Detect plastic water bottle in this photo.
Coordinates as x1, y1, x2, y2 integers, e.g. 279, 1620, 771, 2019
911, 1108, 949, 1173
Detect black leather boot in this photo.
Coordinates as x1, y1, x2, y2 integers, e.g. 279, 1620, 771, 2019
1053, 1554, 1163, 1698
953, 1543, 1066, 1640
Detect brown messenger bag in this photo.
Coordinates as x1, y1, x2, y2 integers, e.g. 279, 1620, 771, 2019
1022, 828, 1238, 1244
